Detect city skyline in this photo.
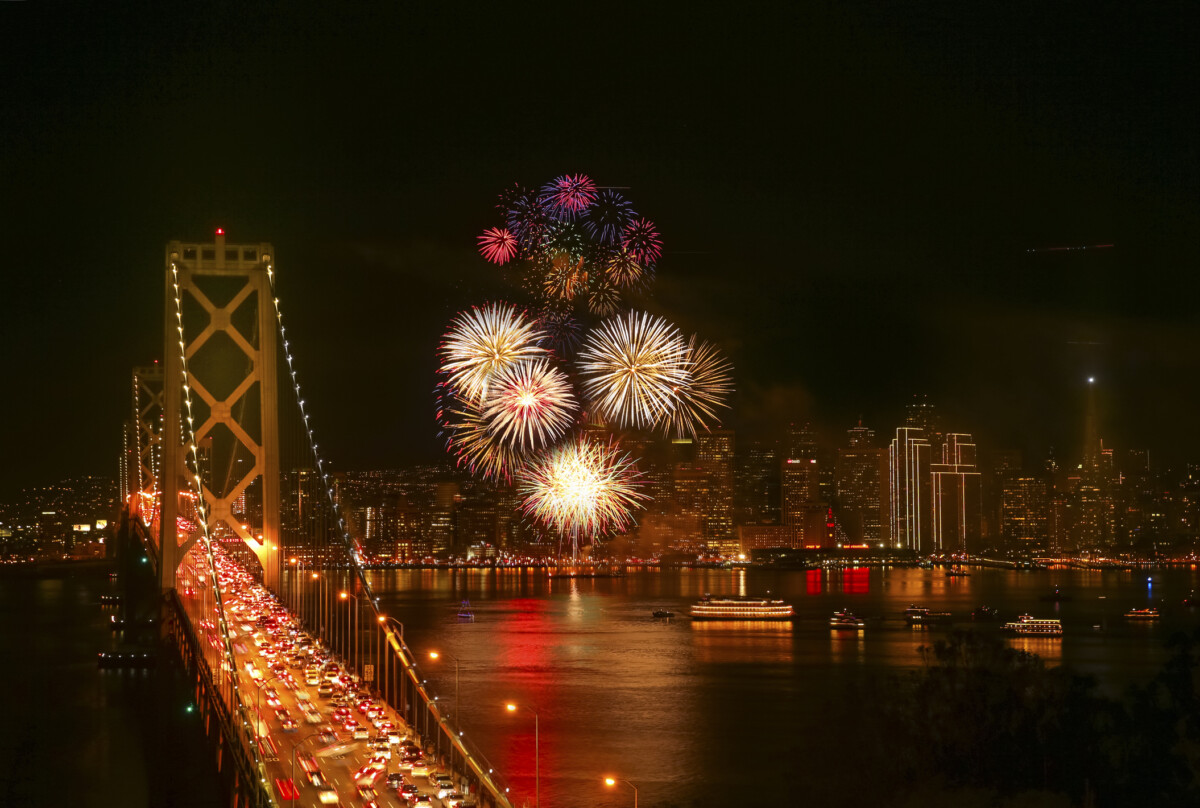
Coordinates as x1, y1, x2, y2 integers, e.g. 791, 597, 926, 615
3, 6, 1199, 497
6, 6, 1200, 808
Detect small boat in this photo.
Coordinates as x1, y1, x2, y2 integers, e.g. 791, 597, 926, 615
1039, 588, 1073, 602
1002, 614, 1063, 636
651, 609, 675, 619
1184, 591, 1198, 607
456, 600, 475, 622
1125, 608, 1160, 620
904, 605, 952, 625
830, 609, 865, 630
945, 565, 970, 577
971, 605, 999, 622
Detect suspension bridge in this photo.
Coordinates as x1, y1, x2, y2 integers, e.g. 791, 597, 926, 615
117, 231, 516, 808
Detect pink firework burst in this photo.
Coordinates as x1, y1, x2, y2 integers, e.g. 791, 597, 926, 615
621, 218, 662, 265
540, 174, 598, 216
478, 227, 518, 265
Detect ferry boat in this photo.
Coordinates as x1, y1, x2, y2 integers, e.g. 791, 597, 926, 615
830, 609, 865, 630
1002, 614, 1063, 636
689, 596, 794, 621
904, 605, 952, 625
1124, 608, 1160, 620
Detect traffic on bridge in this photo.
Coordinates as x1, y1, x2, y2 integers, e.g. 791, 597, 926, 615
212, 551, 479, 808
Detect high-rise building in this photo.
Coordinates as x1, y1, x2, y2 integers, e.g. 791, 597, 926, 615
835, 420, 889, 546
696, 430, 736, 553
1075, 377, 1118, 549
982, 450, 1023, 547
781, 423, 820, 541
930, 433, 982, 553
1000, 475, 1049, 552
890, 426, 932, 551
735, 441, 780, 525
905, 395, 942, 455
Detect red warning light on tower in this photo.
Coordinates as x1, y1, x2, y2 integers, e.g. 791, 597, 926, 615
216, 227, 225, 236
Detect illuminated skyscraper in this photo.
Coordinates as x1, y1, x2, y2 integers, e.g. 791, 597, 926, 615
930, 433, 982, 553
696, 430, 736, 552
890, 426, 932, 551
781, 422, 819, 509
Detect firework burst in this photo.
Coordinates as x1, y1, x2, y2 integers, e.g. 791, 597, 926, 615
534, 306, 582, 354
583, 189, 637, 245
577, 311, 689, 430
586, 279, 620, 316
439, 302, 546, 403
482, 359, 578, 453
539, 174, 598, 217
439, 392, 524, 482
477, 227, 518, 265
504, 187, 552, 247
518, 435, 648, 553
622, 218, 663, 265
605, 248, 645, 288
656, 336, 734, 438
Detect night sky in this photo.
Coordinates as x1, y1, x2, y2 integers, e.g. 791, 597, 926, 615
3, 2, 1199, 498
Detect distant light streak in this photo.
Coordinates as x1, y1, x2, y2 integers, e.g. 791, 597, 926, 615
1026, 243, 1114, 253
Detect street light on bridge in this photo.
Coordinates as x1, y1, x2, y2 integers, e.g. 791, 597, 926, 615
505, 702, 539, 808
604, 777, 638, 808
339, 590, 361, 677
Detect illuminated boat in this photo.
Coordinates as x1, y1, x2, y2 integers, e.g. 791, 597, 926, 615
1124, 608, 1160, 620
904, 605, 951, 625
456, 600, 475, 622
689, 596, 794, 621
1002, 614, 1063, 636
651, 608, 675, 619
830, 610, 865, 630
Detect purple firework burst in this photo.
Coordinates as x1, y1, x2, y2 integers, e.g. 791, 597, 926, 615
505, 187, 552, 247
583, 189, 637, 245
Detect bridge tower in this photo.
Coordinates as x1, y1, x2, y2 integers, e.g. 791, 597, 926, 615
160, 231, 282, 592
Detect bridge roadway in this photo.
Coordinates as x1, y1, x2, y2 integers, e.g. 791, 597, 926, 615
218, 564, 470, 808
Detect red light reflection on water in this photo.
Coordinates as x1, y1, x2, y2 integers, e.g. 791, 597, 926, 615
806, 569, 823, 595
842, 567, 869, 594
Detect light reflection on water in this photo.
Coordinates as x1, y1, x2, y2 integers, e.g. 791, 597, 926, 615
363, 566, 1200, 808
